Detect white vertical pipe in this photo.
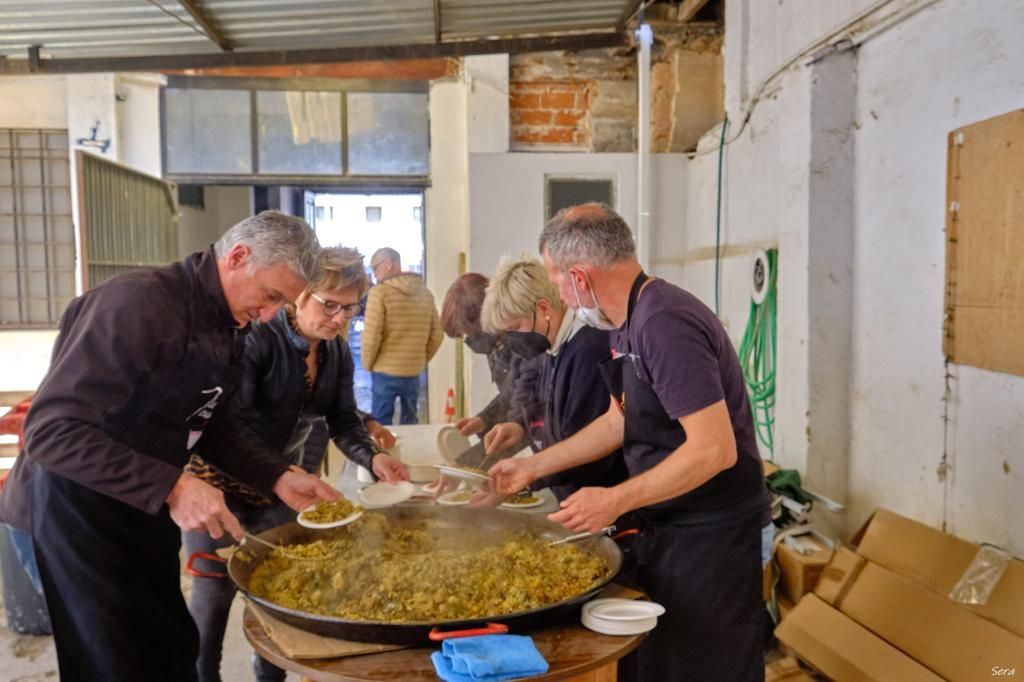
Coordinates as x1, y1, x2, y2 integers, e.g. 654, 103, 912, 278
636, 23, 652, 271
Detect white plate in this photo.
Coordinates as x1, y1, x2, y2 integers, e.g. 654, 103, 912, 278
581, 612, 658, 636
359, 480, 416, 507
437, 491, 473, 506
422, 479, 466, 495
296, 505, 364, 530
436, 426, 472, 464
581, 599, 665, 636
583, 599, 666, 621
500, 495, 545, 509
433, 464, 492, 485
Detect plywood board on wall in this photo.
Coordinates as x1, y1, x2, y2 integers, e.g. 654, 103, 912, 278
944, 109, 1024, 377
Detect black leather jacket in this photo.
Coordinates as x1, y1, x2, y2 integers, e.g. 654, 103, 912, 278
239, 310, 380, 476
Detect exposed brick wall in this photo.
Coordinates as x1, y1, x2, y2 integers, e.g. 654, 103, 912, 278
508, 23, 723, 153
510, 81, 590, 147
510, 48, 635, 152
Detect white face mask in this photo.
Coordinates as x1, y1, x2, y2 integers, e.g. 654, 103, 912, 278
570, 271, 617, 330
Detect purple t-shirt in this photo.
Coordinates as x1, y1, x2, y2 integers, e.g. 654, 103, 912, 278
610, 278, 766, 514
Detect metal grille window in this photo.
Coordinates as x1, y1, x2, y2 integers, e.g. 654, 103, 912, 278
78, 152, 178, 289
0, 129, 75, 328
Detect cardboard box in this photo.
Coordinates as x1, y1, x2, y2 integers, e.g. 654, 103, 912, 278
833, 560, 1024, 681
777, 595, 794, 621
855, 508, 1024, 637
775, 535, 833, 604
765, 656, 814, 682
780, 510, 1024, 681
775, 595, 943, 682
813, 546, 865, 606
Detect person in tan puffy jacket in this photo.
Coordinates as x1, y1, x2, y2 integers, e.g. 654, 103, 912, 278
362, 247, 443, 424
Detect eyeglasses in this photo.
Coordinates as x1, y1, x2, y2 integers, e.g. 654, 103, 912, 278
310, 292, 361, 317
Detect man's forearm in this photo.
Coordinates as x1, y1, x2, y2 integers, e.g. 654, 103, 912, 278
528, 405, 623, 481
609, 438, 730, 514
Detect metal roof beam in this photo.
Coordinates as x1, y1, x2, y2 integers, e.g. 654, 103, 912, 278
177, 0, 233, 51
0, 31, 629, 75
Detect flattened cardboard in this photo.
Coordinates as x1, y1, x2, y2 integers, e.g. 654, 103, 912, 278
855, 508, 1024, 637
775, 595, 943, 682
837, 561, 1024, 681
775, 535, 833, 604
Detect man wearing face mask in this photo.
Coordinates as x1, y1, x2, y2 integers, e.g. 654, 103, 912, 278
489, 204, 770, 681
479, 258, 627, 502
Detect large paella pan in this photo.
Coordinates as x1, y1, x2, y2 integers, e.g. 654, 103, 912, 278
203, 506, 623, 644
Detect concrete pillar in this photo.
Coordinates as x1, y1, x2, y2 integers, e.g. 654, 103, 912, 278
464, 54, 509, 153
804, 48, 858, 538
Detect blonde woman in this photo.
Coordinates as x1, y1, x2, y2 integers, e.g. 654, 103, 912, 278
475, 256, 627, 502
183, 246, 407, 682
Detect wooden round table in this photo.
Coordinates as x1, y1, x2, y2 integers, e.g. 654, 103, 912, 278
243, 606, 644, 681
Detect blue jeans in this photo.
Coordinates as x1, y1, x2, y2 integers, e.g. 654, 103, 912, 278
371, 372, 420, 425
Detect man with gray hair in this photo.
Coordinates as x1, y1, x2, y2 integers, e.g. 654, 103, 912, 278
491, 203, 770, 680
361, 247, 443, 424
0, 210, 341, 681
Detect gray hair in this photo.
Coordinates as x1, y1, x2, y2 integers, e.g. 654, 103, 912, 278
371, 247, 401, 269
538, 202, 636, 270
482, 256, 564, 334
215, 210, 320, 281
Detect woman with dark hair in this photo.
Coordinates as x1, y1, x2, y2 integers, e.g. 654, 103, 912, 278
183, 246, 408, 682
441, 273, 522, 437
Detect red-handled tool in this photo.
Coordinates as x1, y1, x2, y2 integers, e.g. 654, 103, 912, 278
428, 622, 509, 641
186, 552, 228, 579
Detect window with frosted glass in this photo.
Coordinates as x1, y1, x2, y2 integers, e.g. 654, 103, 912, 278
347, 93, 429, 175
257, 91, 342, 175
165, 89, 252, 174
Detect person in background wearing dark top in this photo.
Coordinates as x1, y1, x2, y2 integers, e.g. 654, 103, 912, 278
490, 204, 771, 681
440, 273, 519, 437
183, 246, 409, 682
0, 212, 341, 682
473, 257, 628, 502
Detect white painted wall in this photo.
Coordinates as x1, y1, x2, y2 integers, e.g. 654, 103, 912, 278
0, 72, 166, 394
424, 78, 469, 422
696, 0, 1024, 551
116, 73, 165, 178
466, 152, 688, 415
177, 186, 252, 257
0, 76, 67, 128
849, 0, 1024, 552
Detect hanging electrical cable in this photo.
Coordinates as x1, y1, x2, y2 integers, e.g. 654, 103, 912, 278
713, 114, 729, 316
739, 248, 777, 457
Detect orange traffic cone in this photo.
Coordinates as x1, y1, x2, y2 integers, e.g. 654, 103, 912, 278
444, 388, 456, 423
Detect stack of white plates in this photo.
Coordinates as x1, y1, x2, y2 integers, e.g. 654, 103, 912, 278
581, 598, 665, 636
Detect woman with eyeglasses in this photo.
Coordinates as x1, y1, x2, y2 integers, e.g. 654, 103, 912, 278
182, 246, 408, 682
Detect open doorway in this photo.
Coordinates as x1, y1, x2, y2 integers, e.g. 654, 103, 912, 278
308, 191, 428, 422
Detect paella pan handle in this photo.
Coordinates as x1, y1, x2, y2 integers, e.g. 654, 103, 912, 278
186, 552, 228, 579
428, 622, 509, 641
611, 528, 640, 541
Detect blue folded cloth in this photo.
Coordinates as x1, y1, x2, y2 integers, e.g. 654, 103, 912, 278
430, 634, 549, 681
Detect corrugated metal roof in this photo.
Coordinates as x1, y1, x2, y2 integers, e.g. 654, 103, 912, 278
0, 0, 636, 61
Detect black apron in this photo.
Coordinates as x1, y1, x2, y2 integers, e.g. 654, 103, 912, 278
601, 272, 765, 682
30, 271, 243, 682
